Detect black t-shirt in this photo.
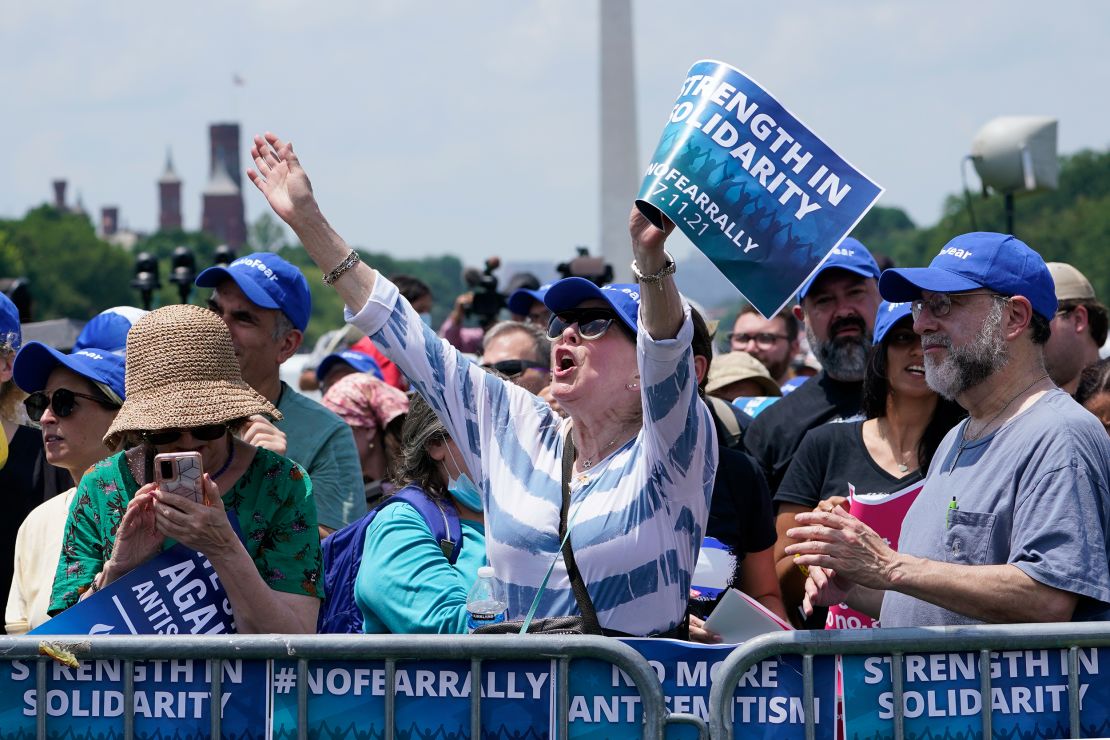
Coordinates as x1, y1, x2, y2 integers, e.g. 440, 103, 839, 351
691, 446, 776, 618
0, 425, 73, 632
775, 420, 924, 509
743, 371, 864, 496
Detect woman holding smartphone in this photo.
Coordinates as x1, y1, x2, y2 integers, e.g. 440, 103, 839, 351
48, 304, 323, 634
5, 343, 125, 633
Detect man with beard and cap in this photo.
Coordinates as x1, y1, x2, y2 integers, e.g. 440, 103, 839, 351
789, 233, 1110, 627
744, 238, 882, 495
1043, 262, 1107, 396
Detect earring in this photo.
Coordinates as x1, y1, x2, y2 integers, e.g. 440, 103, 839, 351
625, 382, 639, 391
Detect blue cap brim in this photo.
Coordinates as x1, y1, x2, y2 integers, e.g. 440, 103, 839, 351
13, 342, 126, 398
878, 267, 984, 303
506, 288, 545, 316
543, 278, 637, 333
799, 264, 881, 301
195, 266, 282, 311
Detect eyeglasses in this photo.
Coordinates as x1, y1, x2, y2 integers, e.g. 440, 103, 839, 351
547, 309, 620, 340
910, 291, 1008, 321
480, 359, 549, 378
143, 424, 228, 446
885, 329, 919, 348
24, 388, 120, 422
728, 332, 790, 349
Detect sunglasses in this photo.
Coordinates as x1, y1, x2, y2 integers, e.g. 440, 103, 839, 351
24, 388, 120, 422
143, 424, 228, 446
480, 359, 549, 378
547, 309, 621, 340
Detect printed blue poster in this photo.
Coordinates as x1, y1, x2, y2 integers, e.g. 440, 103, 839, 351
636, 59, 883, 317
0, 657, 267, 739
842, 648, 1110, 739
569, 639, 836, 740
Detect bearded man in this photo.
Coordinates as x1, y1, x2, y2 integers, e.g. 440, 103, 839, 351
788, 233, 1110, 627
745, 238, 882, 494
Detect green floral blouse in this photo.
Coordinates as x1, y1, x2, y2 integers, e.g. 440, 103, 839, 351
49, 446, 324, 614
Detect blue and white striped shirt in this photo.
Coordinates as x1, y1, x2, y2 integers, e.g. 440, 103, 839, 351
347, 277, 716, 635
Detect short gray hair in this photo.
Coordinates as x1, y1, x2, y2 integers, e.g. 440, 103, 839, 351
481, 321, 550, 365
271, 310, 297, 341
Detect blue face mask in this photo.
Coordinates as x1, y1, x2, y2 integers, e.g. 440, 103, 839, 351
447, 472, 483, 513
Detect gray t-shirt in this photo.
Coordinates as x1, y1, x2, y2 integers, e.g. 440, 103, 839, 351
881, 389, 1110, 628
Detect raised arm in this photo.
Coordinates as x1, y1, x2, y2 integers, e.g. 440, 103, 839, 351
248, 132, 376, 312
628, 207, 683, 340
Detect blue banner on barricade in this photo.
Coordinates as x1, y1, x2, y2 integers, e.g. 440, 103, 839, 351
636, 59, 883, 318
0, 657, 268, 739
842, 648, 1110, 739
569, 639, 836, 740
32, 518, 241, 636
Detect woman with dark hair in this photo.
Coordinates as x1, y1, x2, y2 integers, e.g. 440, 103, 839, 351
772, 301, 965, 626
1076, 358, 1110, 436
353, 392, 487, 633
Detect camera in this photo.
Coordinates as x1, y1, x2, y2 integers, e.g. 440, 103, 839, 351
464, 257, 506, 326
557, 247, 613, 287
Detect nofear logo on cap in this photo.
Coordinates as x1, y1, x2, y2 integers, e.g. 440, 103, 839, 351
830, 246, 856, 256
940, 247, 973, 260
231, 257, 280, 282
76, 350, 105, 361
605, 286, 640, 302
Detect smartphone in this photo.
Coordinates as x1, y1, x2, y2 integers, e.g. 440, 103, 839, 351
153, 451, 204, 504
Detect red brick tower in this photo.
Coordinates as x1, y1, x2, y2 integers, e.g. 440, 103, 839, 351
158, 149, 183, 230
201, 124, 246, 248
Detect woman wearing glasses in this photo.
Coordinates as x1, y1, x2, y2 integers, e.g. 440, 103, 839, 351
773, 301, 965, 626
48, 304, 323, 633
250, 132, 715, 637
5, 344, 125, 633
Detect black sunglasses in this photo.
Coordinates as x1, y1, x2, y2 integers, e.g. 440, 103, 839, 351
143, 424, 229, 446
480, 359, 549, 378
24, 388, 120, 422
547, 309, 621, 340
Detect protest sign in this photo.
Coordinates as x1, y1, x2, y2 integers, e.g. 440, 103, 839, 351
569, 639, 836, 740
636, 60, 882, 317
842, 648, 1110, 739
0, 657, 267, 739
32, 545, 236, 637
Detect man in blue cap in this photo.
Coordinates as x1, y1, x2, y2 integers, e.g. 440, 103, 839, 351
745, 237, 882, 499
196, 253, 364, 537
789, 232, 1110, 628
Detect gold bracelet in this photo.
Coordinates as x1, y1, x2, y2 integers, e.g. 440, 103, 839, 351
322, 250, 361, 285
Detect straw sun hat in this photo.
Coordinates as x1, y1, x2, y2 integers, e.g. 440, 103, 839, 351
103, 303, 281, 447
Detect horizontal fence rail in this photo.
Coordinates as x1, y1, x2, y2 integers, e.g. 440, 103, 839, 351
707, 622, 1110, 740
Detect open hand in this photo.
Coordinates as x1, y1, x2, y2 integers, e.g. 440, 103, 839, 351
785, 507, 897, 591
801, 565, 854, 619
247, 132, 319, 228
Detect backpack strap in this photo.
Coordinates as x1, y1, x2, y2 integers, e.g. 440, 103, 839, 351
708, 395, 746, 449
386, 486, 463, 565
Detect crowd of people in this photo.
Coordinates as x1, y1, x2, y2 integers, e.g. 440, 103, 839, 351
0, 130, 1107, 641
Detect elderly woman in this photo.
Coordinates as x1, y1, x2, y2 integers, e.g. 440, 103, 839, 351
356, 392, 486, 633
249, 132, 716, 637
322, 371, 409, 506
6, 344, 125, 633
48, 304, 323, 633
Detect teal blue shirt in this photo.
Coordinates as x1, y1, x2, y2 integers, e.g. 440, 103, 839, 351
355, 500, 486, 634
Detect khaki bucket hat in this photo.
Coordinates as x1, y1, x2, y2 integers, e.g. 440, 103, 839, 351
103, 303, 280, 447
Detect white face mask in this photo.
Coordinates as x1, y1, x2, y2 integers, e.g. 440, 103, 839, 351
443, 441, 482, 513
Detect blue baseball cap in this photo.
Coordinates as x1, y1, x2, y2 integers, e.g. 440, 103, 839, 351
506, 282, 554, 316
316, 350, 383, 383
14, 343, 127, 401
878, 232, 1057, 321
872, 301, 913, 344
0, 293, 21, 352
74, 306, 148, 355
195, 253, 312, 331
543, 278, 641, 333
798, 238, 881, 301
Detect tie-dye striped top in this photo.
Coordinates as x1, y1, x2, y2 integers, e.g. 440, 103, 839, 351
347, 276, 717, 636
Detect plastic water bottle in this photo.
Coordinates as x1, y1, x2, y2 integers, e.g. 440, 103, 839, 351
466, 566, 507, 633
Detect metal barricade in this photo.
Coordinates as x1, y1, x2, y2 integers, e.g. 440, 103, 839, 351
707, 622, 1110, 740
4, 633, 679, 740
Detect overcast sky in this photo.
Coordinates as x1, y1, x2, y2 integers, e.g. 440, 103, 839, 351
4, 1, 1108, 269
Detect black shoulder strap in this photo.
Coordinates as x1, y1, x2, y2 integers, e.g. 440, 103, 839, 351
560, 433, 601, 634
